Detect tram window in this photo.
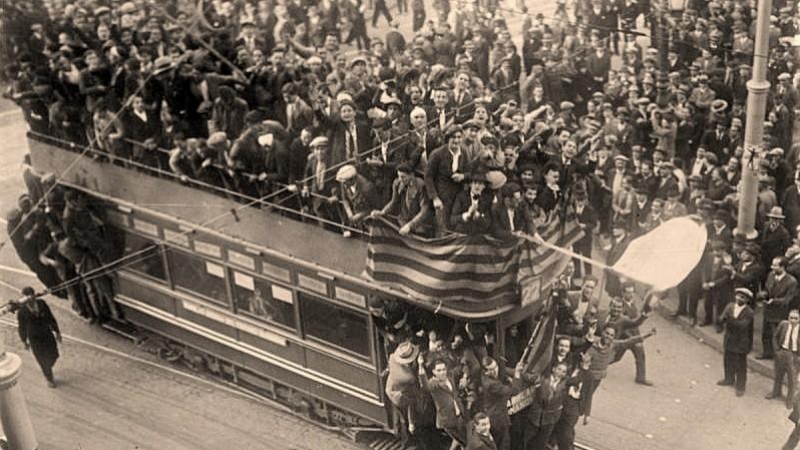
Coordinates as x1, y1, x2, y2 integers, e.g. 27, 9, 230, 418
169, 250, 229, 305
123, 232, 167, 282
299, 292, 370, 359
232, 272, 296, 330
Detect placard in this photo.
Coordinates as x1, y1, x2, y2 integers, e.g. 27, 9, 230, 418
195, 240, 222, 258
163, 229, 190, 247
228, 250, 255, 271
132, 219, 159, 237
271, 285, 293, 304
334, 286, 366, 308
234, 272, 255, 291
206, 261, 225, 278
262, 261, 291, 283
297, 273, 327, 295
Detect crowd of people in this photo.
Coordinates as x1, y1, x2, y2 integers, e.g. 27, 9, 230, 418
374, 273, 658, 450
3, 0, 800, 447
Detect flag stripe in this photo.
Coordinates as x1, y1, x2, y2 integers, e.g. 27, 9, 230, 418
367, 247, 519, 277
365, 268, 517, 301
365, 258, 518, 291
369, 237, 519, 264
365, 215, 584, 304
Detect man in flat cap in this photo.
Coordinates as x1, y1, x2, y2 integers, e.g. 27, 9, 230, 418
336, 164, 381, 236
718, 288, 755, 397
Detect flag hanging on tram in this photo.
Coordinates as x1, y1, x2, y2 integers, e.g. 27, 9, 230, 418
366, 218, 520, 303
365, 214, 583, 304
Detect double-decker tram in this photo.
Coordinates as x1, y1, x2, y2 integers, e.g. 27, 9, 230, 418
26, 130, 579, 442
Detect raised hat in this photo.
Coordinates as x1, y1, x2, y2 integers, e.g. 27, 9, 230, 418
309, 136, 329, 147
391, 341, 419, 364
711, 99, 728, 113
152, 56, 174, 75
767, 206, 786, 219
336, 164, 358, 182
486, 170, 508, 190
349, 55, 368, 68
207, 131, 229, 147
120, 1, 137, 13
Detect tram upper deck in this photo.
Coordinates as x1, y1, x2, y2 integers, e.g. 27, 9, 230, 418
27, 132, 530, 319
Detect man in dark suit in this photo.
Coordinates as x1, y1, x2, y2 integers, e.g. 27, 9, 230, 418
699, 121, 733, 163
419, 357, 467, 448
524, 362, 568, 450
479, 357, 521, 450
731, 243, 766, 297
759, 257, 799, 360
718, 288, 755, 396
781, 173, 800, 234
321, 99, 372, 167
769, 310, 800, 407
426, 125, 468, 236
491, 182, 527, 239
556, 277, 601, 333
280, 83, 314, 139
450, 171, 493, 235
536, 163, 562, 214
571, 191, 597, 277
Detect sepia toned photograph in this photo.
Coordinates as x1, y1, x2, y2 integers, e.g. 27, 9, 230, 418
0, 0, 798, 449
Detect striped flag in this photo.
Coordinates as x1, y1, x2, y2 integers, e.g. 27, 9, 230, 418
366, 218, 520, 303
365, 214, 584, 304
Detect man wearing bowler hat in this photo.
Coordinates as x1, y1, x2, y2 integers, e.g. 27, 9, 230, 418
718, 288, 755, 396
763, 206, 793, 270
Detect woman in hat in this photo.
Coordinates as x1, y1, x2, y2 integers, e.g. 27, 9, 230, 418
17, 287, 62, 388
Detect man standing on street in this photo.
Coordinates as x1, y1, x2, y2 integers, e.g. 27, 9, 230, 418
16, 286, 61, 388
758, 257, 798, 360
718, 288, 755, 397
770, 310, 800, 407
